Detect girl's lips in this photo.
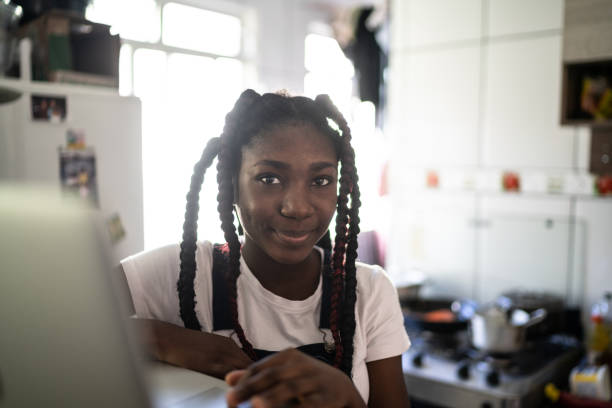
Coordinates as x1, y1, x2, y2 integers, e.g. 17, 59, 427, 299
275, 230, 312, 245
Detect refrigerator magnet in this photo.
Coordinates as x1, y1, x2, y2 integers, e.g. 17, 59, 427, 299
31, 94, 67, 123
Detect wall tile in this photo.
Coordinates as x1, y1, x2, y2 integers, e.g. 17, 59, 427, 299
399, 0, 482, 48
482, 35, 574, 169
487, 0, 563, 37
390, 46, 481, 167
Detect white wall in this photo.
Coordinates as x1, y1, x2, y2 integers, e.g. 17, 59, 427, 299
387, 0, 612, 319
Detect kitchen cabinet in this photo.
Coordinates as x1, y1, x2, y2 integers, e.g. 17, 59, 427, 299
560, 0, 612, 127
475, 195, 584, 304
386, 191, 590, 304
482, 35, 575, 168
563, 0, 612, 63
487, 0, 563, 37
387, 191, 477, 299
476, 215, 572, 301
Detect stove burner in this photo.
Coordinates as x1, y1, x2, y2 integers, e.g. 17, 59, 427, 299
404, 334, 584, 407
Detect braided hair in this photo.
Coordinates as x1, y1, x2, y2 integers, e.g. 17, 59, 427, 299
177, 90, 361, 377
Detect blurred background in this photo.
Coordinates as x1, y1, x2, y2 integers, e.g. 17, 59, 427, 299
1, 0, 611, 366
2, 1, 612, 405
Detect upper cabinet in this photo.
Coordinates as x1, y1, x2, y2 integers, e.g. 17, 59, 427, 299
563, 0, 612, 62
561, 0, 612, 127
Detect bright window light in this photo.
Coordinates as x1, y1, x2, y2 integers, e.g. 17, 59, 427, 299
118, 44, 132, 96
134, 49, 244, 249
133, 48, 165, 100
305, 34, 354, 77
89, 2, 245, 249
162, 3, 241, 56
86, 0, 160, 42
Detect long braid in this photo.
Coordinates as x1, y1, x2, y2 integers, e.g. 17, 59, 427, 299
330, 165, 352, 368
215, 90, 260, 359
315, 95, 361, 376
331, 110, 361, 376
217, 138, 257, 360
178, 137, 221, 330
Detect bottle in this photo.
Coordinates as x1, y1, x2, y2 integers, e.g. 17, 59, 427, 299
588, 314, 610, 364
569, 364, 612, 401
591, 292, 612, 359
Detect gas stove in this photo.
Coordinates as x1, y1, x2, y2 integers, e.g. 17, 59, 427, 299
403, 331, 583, 408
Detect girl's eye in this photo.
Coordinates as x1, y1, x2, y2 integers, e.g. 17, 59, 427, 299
313, 177, 332, 187
258, 175, 280, 185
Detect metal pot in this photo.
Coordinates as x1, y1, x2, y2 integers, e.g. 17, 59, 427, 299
499, 290, 565, 339
470, 304, 547, 354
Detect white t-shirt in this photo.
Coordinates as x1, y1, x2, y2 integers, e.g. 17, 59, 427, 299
121, 241, 410, 402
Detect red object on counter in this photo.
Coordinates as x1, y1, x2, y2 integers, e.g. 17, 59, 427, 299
595, 175, 612, 195
426, 170, 439, 188
502, 171, 521, 192
546, 383, 612, 408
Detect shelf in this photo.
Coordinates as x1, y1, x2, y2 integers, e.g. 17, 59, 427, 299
561, 59, 612, 127
0, 77, 121, 98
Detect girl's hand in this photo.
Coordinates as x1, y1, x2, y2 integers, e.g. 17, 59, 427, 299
224, 348, 366, 408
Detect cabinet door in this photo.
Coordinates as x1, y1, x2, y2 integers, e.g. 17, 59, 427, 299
387, 192, 477, 299
475, 195, 577, 303
476, 215, 571, 302
482, 35, 575, 169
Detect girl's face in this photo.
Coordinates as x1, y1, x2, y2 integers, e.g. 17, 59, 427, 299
236, 123, 338, 265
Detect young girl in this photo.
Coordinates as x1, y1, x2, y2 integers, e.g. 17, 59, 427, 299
120, 90, 410, 407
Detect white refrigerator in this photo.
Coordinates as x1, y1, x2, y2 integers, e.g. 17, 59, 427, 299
0, 77, 143, 263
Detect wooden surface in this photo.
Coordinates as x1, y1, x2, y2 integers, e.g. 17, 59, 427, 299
563, 0, 612, 62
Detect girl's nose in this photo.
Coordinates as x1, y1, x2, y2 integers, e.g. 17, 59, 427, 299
280, 186, 314, 219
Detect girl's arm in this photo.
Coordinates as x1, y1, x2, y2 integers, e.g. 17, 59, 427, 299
114, 265, 252, 379
134, 318, 252, 378
366, 356, 410, 408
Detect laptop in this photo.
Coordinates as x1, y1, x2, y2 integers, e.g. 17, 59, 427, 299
0, 185, 229, 408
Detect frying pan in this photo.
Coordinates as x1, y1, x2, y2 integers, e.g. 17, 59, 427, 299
402, 297, 468, 334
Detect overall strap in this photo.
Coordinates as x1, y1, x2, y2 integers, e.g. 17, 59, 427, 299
211, 244, 233, 331
211, 244, 333, 331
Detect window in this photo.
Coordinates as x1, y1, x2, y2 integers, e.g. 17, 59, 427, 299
162, 3, 241, 56
86, 0, 160, 42
87, 1, 248, 249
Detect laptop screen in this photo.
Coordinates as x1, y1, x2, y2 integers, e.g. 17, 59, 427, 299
0, 185, 151, 407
